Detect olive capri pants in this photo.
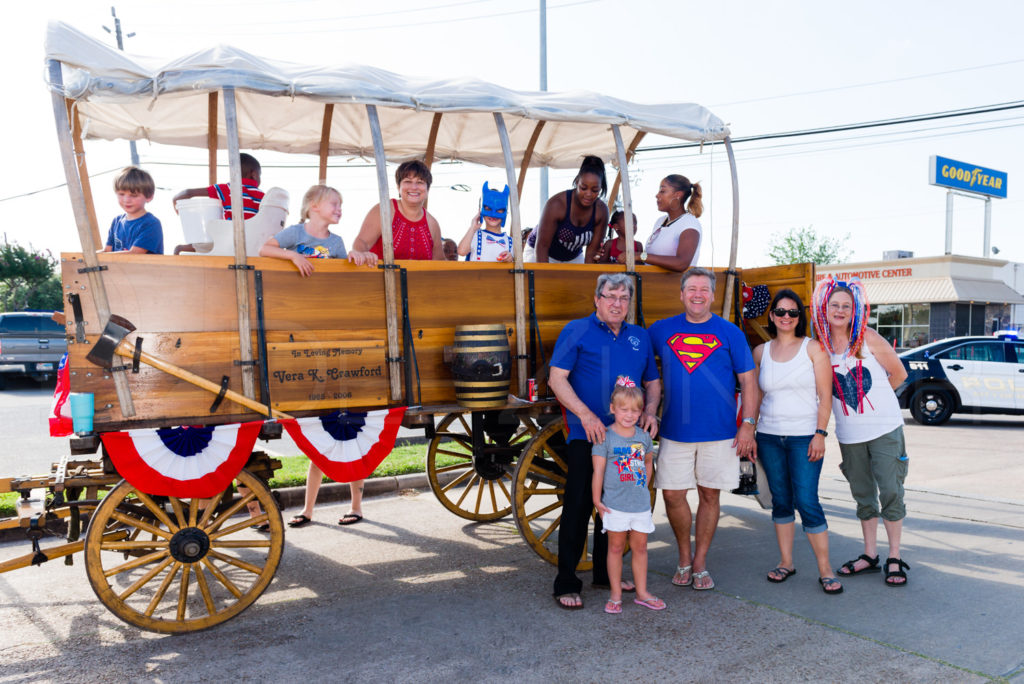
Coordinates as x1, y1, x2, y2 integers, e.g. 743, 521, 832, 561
837, 426, 909, 522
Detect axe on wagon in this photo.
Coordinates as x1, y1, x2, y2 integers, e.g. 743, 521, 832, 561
86, 314, 291, 420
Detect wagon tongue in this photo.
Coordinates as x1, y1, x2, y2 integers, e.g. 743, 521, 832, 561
86, 314, 137, 369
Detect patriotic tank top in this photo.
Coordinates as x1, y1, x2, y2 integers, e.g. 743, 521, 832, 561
829, 344, 903, 444
370, 199, 434, 260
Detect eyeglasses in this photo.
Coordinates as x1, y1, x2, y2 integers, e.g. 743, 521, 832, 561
772, 308, 800, 318
828, 303, 853, 312
599, 294, 631, 304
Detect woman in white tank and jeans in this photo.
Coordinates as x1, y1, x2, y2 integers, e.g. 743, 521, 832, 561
812, 278, 911, 587
753, 289, 842, 594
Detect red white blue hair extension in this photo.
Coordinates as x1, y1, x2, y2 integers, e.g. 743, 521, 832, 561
812, 277, 870, 358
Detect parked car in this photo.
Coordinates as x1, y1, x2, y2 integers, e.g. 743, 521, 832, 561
896, 331, 1024, 425
0, 311, 68, 387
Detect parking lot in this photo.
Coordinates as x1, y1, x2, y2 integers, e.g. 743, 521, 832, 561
1, 382, 1023, 681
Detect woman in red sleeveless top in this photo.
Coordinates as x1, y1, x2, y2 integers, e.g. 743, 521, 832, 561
353, 160, 443, 260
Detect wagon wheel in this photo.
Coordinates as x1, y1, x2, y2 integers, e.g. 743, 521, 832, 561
427, 411, 538, 521
512, 416, 655, 569
84, 469, 283, 634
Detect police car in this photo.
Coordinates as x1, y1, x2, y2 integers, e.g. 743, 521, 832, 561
896, 331, 1024, 425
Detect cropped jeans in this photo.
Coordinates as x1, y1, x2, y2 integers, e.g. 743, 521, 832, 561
755, 432, 828, 534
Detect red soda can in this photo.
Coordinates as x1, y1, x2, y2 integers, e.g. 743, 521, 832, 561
528, 378, 538, 402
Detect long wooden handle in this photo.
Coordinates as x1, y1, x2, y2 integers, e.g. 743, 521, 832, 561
114, 343, 292, 420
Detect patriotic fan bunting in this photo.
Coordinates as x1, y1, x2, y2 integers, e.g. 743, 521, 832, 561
101, 421, 264, 497
281, 407, 407, 483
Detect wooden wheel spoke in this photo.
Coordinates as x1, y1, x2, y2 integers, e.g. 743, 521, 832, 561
116, 555, 174, 597
211, 539, 273, 549
198, 491, 225, 528
434, 461, 473, 473
145, 561, 181, 617
195, 564, 216, 616
176, 564, 192, 621
440, 468, 474, 493
435, 448, 472, 459
473, 476, 485, 514
134, 491, 178, 532
540, 446, 567, 471
456, 414, 471, 434
205, 495, 250, 535
169, 497, 187, 529
487, 480, 498, 512
208, 549, 263, 575
525, 499, 564, 523
109, 511, 172, 540
496, 477, 512, 503
201, 558, 243, 599
443, 435, 473, 452
101, 540, 170, 552
208, 516, 263, 541
519, 484, 564, 497
453, 474, 479, 508
537, 514, 562, 543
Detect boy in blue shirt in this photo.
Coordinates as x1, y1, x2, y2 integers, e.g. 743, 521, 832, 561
103, 166, 163, 254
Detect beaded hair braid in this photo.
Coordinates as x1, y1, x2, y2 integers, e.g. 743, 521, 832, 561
811, 277, 870, 358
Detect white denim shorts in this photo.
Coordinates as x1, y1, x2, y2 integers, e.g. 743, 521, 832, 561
654, 437, 739, 491
601, 507, 655, 534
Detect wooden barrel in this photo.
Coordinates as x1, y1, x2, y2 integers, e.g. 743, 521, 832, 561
451, 324, 511, 408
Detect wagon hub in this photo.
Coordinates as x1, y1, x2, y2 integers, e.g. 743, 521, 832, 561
169, 527, 211, 563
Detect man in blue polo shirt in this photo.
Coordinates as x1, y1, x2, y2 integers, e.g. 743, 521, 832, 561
548, 273, 661, 610
648, 267, 758, 592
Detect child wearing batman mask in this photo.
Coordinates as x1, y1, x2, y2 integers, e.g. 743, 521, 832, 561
457, 182, 515, 262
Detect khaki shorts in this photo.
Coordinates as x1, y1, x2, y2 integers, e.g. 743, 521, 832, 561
654, 437, 739, 491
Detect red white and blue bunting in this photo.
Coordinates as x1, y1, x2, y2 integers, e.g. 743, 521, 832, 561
281, 408, 407, 483
100, 421, 264, 498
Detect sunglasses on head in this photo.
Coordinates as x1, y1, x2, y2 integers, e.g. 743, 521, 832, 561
772, 308, 801, 318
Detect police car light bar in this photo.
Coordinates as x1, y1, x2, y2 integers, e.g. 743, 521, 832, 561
994, 329, 1019, 340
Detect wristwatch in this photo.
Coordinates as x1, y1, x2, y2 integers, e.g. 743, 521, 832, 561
741, 417, 756, 427
815, 428, 828, 437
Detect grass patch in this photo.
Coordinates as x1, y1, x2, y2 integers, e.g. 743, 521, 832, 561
1, 440, 467, 517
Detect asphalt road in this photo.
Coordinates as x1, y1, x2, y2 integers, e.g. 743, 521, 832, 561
2, 382, 1023, 682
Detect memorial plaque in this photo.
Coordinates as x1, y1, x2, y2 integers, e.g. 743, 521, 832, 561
266, 340, 387, 411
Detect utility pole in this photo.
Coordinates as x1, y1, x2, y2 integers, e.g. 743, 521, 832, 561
539, 0, 548, 213
103, 6, 139, 166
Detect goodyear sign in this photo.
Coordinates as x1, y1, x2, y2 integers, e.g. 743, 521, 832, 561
929, 155, 1007, 198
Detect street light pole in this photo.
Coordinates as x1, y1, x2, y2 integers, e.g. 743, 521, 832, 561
103, 6, 139, 166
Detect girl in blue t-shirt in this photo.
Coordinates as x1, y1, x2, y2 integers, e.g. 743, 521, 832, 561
592, 384, 665, 614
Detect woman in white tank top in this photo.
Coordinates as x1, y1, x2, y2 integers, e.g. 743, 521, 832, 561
812, 279, 911, 587
752, 289, 841, 594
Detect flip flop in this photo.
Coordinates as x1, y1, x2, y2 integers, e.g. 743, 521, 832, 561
671, 565, 693, 587
250, 523, 270, 533
604, 599, 622, 614
287, 515, 312, 528
554, 593, 583, 610
819, 577, 844, 595
691, 570, 715, 591
767, 566, 797, 583
338, 513, 363, 525
633, 596, 666, 611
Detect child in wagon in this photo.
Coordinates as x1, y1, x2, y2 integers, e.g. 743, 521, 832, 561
592, 381, 665, 613
457, 182, 515, 262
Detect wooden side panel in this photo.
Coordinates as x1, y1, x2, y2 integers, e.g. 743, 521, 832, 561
61, 254, 813, 429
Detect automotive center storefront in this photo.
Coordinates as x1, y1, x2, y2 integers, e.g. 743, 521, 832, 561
817, 255, 1024, 349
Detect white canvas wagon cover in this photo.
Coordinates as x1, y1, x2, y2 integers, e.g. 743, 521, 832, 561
44, 21, 729, 169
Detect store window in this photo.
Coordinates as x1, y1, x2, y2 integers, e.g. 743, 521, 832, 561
870, 303, 930, 348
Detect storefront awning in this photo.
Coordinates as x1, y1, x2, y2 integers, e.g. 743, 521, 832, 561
863, 277, 1024, 305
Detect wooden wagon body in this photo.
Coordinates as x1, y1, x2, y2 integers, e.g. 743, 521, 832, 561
0, 22, 814, 633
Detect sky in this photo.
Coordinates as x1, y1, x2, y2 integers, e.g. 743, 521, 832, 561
2, 0, 1023, 268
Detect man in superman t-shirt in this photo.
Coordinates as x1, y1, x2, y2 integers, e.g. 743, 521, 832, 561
647, 267, 758, 591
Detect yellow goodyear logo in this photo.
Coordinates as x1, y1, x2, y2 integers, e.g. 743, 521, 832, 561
930, 155, 1008, 198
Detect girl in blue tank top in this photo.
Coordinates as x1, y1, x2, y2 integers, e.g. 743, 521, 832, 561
526, 155, 610, 263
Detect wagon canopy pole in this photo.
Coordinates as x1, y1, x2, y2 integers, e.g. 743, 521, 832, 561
607, 131, 646, 218
66, 101, 102, 249
47, 59, 135, 417
222, 86, 257, 399
722, 135, 740, 323
611, 125, 637, 325
517, 121, 545, 199
367, 105, 402, 402
493, 113, 528, 397
207, 93, 218, 186
318, 104, 334, 184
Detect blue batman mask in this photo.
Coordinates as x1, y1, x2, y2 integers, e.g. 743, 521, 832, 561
480, 182, 510, 227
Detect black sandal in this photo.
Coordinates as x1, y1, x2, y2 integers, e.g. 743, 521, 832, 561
836, 554, 880, 576
884, 557, 910, 587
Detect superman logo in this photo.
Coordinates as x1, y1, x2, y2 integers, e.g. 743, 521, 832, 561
667, 333, 722, 373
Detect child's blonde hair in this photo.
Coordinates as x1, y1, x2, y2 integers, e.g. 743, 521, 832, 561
610, 384, 644, 411
114, 166, 155, 199
300, 184, 342, 221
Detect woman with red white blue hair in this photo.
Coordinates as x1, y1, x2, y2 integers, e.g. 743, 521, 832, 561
811, 277, 911, 587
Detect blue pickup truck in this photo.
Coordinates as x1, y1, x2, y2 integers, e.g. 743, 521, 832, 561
0, 311, 68, 388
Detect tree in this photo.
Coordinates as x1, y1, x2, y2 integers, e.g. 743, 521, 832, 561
0, 241, 63, 312
767, 225, 851, 266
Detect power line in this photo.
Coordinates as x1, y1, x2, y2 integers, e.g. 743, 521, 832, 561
638, 100, 1024, 153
